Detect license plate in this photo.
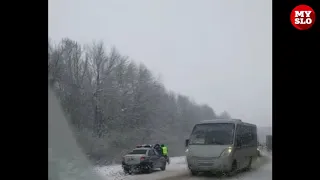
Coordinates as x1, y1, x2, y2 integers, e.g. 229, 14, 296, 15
127, 158, 133, 162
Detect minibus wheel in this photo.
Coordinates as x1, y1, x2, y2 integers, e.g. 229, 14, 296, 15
227, 160, 237, 176
190, 170, 199, 176
245, 157, 252, 170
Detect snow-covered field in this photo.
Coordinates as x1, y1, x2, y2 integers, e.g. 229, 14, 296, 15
94, 152, 272, 180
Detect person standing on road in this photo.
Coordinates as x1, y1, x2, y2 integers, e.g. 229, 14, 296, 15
154, 144, 163, 156
161, 144, 169, 164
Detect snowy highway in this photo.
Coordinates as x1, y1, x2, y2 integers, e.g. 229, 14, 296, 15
159, 155, 271, 180
94, 152, 271, 180
94, 156, 187, 180
49, 87, 272, 180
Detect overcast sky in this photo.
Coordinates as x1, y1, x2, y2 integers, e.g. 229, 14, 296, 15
49, 0, 272, 127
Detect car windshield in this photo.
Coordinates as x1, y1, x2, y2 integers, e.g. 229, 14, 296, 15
128, 149, 147, 154
189, 123, 235, 145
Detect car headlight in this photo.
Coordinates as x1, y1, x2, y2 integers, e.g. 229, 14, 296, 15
220, 147, 232, 157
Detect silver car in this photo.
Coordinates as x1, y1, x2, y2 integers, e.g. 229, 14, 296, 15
122, 147, 167, 174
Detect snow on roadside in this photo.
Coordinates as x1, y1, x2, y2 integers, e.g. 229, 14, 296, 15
93, 156, 186, 180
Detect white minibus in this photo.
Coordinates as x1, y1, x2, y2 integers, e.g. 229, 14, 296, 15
185, 119, 258, 176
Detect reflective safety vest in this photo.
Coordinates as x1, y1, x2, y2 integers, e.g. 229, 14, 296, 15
162, 146, 168, 155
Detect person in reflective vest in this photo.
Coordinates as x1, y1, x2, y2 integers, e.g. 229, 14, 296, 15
161, 144, 170, 164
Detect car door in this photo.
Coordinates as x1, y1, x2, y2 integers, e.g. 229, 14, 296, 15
148, 149, 160, 168
233, 125, 246, 170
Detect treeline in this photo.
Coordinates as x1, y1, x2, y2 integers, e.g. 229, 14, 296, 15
48, 38, 231, 165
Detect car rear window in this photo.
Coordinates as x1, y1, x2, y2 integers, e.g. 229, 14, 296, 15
128, 149, 147, 154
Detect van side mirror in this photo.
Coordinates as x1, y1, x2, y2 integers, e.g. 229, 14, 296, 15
185, 139, 189, 147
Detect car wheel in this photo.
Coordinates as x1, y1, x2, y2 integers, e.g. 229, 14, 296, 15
123, 167, 130, 174
160, 162, 166, 171
127, 167, 135, 175
144, 164, 153, 174
123, 169, 129, 174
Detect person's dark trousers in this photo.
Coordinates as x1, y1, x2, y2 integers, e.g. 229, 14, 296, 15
163, 155, 170, 164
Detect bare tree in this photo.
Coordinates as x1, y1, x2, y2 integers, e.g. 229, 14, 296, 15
48, 38, 231, 165
218, 111, 232, 119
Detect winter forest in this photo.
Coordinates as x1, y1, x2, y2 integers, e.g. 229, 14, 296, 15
48, 38, 232, 165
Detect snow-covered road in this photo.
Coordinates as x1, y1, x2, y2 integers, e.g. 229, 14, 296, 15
94, 152, 271, 180
159, 154, 271, 180
94, 156, 187, 180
